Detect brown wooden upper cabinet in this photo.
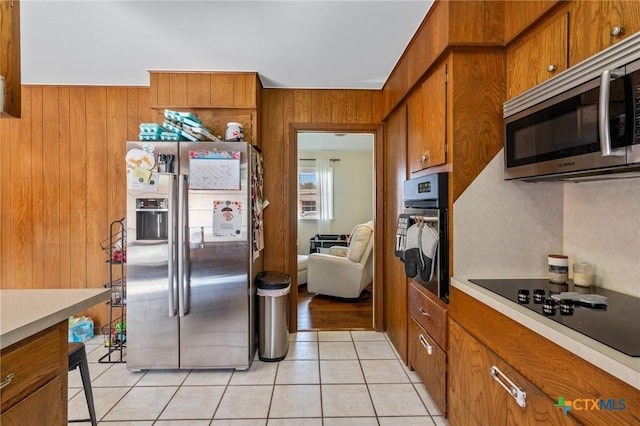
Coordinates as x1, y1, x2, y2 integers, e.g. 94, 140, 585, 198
504, 0, 561, 43
408, 62, 447, 174
0, 0, 21, 118
507, 1, 640, 100
382, 0, 504, 117
506, 9, 569, 100
149, 71, 260, 109
148, 71, 262, 145
406, 48, 505, 200
569, 0, 640, 66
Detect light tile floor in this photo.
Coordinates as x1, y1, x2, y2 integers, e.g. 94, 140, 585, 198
69, 331, 449, 425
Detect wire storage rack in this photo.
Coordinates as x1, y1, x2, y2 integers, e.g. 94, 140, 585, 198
99, 218, 127, 363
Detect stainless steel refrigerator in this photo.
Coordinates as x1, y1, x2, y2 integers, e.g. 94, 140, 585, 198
125, 141, 264, 370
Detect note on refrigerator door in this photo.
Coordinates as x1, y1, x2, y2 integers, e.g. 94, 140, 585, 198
188, 151, 241, 190
127, 169, 159, 191
212, 200, 243, 238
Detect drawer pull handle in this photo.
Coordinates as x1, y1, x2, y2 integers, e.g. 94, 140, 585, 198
418, 307, 430, 317
418, 334, 433, 355
489, 366, 526, 408
547, 64, 557, 73
0, 373, 15, 390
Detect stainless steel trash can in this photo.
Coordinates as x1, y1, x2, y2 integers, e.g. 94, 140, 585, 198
256, 271, 291, 362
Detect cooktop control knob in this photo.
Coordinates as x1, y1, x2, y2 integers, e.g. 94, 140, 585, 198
533, 289, 546, 304
559, 300, 575, 315
517, 289, 530, 304
543, 298, 557, 316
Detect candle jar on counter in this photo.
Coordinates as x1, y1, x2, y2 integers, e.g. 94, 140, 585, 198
548, 254, 568, 284
573, 262, 595, 287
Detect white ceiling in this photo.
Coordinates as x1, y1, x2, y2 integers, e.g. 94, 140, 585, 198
20, 0, 433, 89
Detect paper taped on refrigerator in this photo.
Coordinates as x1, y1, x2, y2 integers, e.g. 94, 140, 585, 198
188, 158, 241, 190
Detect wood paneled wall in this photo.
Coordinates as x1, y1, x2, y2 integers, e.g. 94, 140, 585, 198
449, 48, 505, 203
1, 84, 381, 330
260, 88, 383, 330
149, 71, 260, 109
383, 104, 408, 361
0, 86, 152, 326
260, 89, 382, 272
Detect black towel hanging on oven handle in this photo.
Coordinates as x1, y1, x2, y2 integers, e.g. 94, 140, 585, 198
402, 217, 439, 282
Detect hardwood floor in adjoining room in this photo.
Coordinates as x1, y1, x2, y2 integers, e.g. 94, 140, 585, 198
297, 284, 373, 330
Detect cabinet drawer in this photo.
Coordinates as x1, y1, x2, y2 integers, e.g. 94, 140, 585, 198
409, 282, 448, 349
408, 318, 446, 416
0, 376, 63, 426
0, 325, 64, 411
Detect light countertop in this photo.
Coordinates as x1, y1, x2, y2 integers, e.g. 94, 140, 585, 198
452, 277, 640, 390
0, 288, 111, 350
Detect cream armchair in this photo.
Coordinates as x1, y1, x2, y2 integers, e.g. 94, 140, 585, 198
307, 221, 374, 298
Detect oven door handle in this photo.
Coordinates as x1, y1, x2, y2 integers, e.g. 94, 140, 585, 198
598, 68, 626, 157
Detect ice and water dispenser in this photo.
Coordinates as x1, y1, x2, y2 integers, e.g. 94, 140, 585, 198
136, 198, 169, 240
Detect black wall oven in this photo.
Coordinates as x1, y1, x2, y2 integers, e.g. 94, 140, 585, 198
504, 32, 640, 181
395, 173, 449, 303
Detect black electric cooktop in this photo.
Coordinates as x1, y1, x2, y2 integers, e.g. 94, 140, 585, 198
469, 278, 640, 357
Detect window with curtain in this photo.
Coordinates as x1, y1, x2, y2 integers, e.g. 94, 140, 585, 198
298, 163, 333, 222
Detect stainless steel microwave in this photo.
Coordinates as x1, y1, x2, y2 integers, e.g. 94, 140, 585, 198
504, 32, 640, 182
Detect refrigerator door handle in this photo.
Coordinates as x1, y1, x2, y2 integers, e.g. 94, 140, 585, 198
178, 174, 188, 317
167, 174, 177, 317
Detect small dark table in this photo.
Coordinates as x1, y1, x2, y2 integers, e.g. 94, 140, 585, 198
309, 234, 348, 253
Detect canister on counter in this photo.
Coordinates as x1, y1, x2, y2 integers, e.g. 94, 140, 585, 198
548, 254, 568, 284
573, 262, 595, 287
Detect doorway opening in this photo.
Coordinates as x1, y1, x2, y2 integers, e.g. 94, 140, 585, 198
295, 131, 375, 331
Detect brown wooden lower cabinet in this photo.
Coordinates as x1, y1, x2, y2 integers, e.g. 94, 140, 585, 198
408, 317, 447, 415
448, 320, 580, 426
450, 287, 640, 425
0, 321, 67, 425
407, 281, 448, 416
0, 376, 63, 425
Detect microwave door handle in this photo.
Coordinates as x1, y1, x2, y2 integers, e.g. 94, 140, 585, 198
167, 175, 177, 317
599, 68, 625, 157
